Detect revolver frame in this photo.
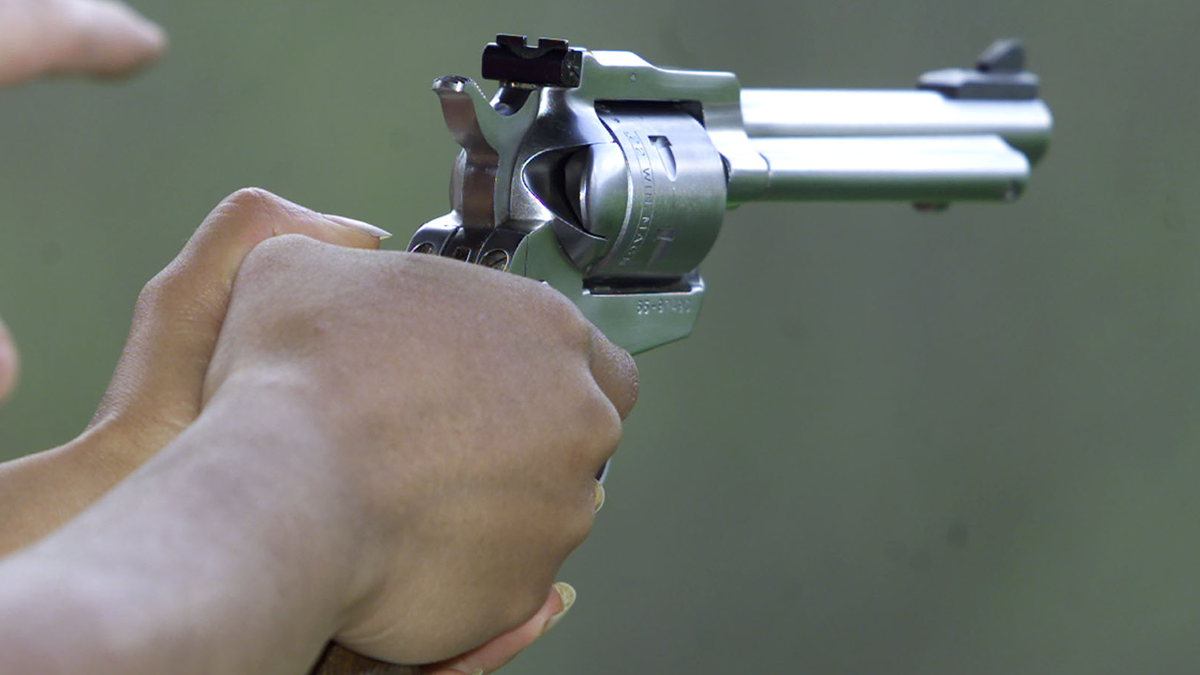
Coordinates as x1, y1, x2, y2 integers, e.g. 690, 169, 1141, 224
408, 36, 1052, 353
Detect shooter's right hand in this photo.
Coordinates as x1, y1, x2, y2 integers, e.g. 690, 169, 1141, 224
201, 232, 638, 667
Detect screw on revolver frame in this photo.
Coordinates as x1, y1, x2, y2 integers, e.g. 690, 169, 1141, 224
481, 34, 583, 88
479, 249, 511, 271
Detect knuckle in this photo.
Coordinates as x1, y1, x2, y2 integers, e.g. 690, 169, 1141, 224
134, 260, 218, 327
566, 389, 624, 463
196, 188, 290, 242
624, 360, 640, 409
136, 262, 182, 308
498, 586, 553, 632
589, 379, 624, 427
135, 188, 300, 316
236, 233, 312, 280
219, 187, 285, 218
180, 188, 294, 270
588, 393, 625, 455
529, 284, 591, 350
611, 349, 641, 418
559, 507, 596, 551
132, 265, 221, 335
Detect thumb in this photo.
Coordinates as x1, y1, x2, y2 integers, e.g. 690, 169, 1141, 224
90, 188, 390, 445
427, 583, 577, 675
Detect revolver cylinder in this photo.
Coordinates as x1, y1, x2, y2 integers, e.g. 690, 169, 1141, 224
550, 106, 727, 284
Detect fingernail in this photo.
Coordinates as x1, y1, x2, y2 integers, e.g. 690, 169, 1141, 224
543, 582, 577, 635
324, 214, 393, 239
444, 661, 483, 675
593, 481, 605, 514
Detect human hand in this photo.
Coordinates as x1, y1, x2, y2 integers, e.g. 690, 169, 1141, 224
0, 0, 166, 87
0, 0, 165, 397
0, 189, 388, 558
318, 583, 577, 675
0, 318, 16, 405
87, 188, 389, 476
0, 0, 165, 419
0, 0, 166, 421
203, 235, 638, 665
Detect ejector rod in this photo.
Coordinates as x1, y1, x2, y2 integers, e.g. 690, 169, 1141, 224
738, 89, 1053, 203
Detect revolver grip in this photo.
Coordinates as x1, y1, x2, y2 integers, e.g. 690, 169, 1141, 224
308, 643, 415, 675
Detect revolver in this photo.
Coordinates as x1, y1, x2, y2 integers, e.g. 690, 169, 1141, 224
406, 34, 1053, 355
314, 33, 1054, 675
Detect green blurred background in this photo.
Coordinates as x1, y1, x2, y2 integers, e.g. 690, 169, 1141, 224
2, 0, 1198, 673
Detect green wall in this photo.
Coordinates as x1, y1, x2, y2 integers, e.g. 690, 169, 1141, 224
2, 1, 1198, 673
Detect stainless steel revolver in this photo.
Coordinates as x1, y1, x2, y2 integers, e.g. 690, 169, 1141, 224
407, 35, 1053, 354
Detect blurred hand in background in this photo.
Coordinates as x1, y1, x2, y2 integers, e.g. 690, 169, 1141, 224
0, 0, 167, 404
0, 0, 165, 86
0, 319, 15, 406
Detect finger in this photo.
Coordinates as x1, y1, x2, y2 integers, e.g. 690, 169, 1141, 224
172, 188, 388, 294
0, 317, 18, 405
0, 0, 166, 86
51, 0, 167, 79
588, 325, 639, 420
426, 583, 576, 675
91, 188, 389, 436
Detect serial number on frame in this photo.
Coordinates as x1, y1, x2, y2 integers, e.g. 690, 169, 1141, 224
635, 298, 694, 316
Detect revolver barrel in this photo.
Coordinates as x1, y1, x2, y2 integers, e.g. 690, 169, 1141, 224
740, 89, 1052, 204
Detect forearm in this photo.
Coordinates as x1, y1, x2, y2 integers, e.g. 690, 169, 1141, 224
0, 427, 141, 556
0, 378, 370, 675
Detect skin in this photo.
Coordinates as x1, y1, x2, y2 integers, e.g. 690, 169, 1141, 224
0, 0, 166, 397
0, 0, 166, 86
205, 235, 636, 664
0, 317, 15, 406
0, 190, 388, 554
0, 4, 639, 673
0, 222, 636, 675
1, 190, 628, 674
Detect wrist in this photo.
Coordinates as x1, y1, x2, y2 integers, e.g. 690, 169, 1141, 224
190, 367, 392, 626
61, 420, 157, 485
0, 372, 389, 673
0, 428, 147, 557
